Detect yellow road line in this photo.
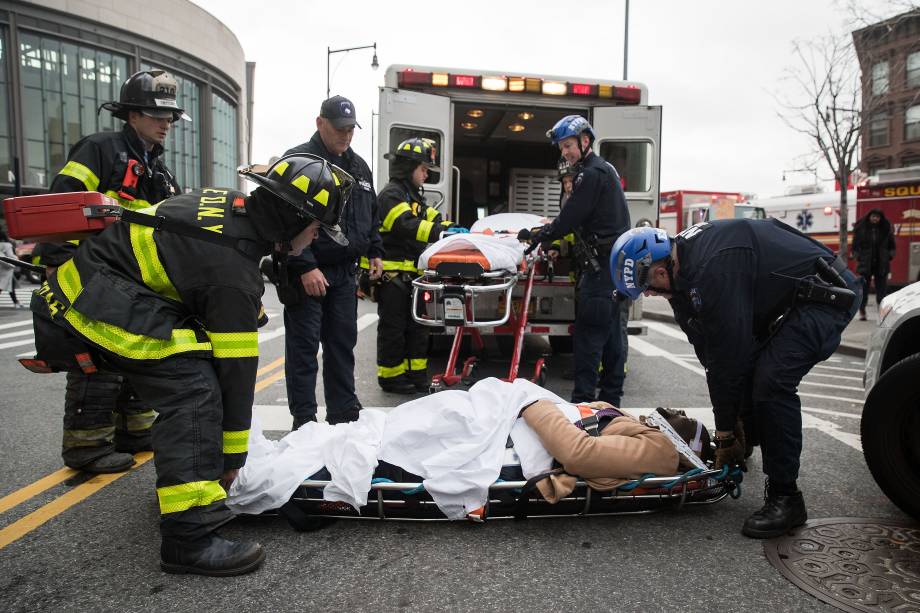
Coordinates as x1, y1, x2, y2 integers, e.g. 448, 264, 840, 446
0, 452, 153, 550
256, 355, 285, 377
0, 467, 79, 514
255, 367, 286, 393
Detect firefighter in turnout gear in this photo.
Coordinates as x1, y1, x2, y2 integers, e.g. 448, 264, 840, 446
375, 137, 459, 393
34, 69, 183, 474
27, 153, 353, 576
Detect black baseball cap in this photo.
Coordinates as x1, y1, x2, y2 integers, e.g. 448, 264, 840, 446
320, 95, 361, 129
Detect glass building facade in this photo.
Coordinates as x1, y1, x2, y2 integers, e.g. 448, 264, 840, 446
0, 3, 245, 198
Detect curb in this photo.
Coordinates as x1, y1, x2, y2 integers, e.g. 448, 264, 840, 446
640, 312, 867, 359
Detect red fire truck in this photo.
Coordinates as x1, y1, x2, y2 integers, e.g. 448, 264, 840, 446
658, 190, 763, 234
857, 167, 920, 286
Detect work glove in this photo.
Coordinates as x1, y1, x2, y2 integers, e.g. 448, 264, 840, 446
713, 426, 747, 472
444, 227, 469, 235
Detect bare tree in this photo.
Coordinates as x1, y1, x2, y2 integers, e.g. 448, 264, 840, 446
776, 34, 863, 260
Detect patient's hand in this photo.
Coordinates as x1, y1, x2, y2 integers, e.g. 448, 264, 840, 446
220, 468, 240, 490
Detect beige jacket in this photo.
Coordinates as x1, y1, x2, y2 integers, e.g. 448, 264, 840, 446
522, 400, 679, 503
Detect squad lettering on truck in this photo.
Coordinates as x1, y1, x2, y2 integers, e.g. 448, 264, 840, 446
882, 185, 920, 198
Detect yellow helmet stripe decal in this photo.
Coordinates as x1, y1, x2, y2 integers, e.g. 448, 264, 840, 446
313, 189, 329, 206
291, 174, 311, 193
273, 161, 290, 176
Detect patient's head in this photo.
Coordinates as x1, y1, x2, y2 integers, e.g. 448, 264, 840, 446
649, 407, 714, 463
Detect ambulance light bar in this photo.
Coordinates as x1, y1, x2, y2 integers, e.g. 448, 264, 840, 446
397, 69, 641, 104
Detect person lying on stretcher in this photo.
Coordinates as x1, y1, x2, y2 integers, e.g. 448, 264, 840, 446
519, 401, 714, 503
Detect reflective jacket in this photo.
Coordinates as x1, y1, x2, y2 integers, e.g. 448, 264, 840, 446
35, 125, 180, 266
38, 188, 269, 469
374, 178, 453, 272
541, 151, 630, 247
284, 132, 383, 272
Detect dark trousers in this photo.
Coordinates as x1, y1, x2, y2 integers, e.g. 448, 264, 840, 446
859, 271, 888, 310
284, 262, 359, 423
748, 272, 861, 485
572, 261, 624, 406
102, 354, 233, 540
62, 371, 154, 467
376, 274, 429, 387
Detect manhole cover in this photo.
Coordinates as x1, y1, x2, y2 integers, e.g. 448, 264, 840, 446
764, 518, 920, 612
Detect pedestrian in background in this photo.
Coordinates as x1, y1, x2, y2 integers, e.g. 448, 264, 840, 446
852, 208, 895, 320
0, 229, 23, 308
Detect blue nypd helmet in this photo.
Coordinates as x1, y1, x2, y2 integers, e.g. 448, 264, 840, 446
610, 227, 672, 300
546, 115, 596, 145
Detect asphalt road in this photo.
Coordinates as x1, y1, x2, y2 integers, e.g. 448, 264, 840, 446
0, 284, 908, 612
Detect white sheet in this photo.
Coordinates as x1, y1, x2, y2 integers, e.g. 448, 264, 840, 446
226, 378, 562, 519
417, 233, 526, 273
469, 212, 548, 234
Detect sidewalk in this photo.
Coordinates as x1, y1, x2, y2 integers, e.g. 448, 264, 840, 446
640, 295, 872, 358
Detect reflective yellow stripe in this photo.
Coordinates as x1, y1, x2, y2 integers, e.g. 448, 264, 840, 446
58, 161, 100, 192
56, 260, 212, 360
416, 220, 434, 242
222, 430, 249, 455
123, 410, 156, 432
409, 358, 428, 371
359, 256, 370, 270
378, 360, 408, 379
208, 331, 259, 358
128, 205, 181, 302
381, 259, 418, 272
157, 480, 226, 514
104, 190, 153, 211
62, 427, 115, 447
381, 202, 411, 232
424, 207, 440, 222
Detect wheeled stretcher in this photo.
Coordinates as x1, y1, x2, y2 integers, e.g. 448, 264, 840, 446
283, 453, 741, 526
412, 214, 560, 392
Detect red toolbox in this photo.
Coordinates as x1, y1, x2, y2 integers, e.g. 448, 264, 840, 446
2, 192, 121, 241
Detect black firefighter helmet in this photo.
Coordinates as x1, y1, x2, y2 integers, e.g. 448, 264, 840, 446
384, 137, 440, 172
238, 153, 354, 246
100, 69, 191, 123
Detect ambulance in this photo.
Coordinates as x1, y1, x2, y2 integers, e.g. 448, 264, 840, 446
375, 65, 662, 350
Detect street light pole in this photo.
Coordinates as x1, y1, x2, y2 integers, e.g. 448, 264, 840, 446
326, 42, 378, 99
370, 109, 379, 176
623, 0, 629, 80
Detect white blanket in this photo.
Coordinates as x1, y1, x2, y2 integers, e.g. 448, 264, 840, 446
226, 378, 563, 519
417, 233, 526, 274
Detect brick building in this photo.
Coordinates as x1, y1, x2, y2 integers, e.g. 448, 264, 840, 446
853, 8, 920, 175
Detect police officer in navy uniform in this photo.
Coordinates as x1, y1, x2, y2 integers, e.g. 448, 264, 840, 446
36, 69, 183, 473
527, 115, 630, 407
281, 96, 384, 429
610, 220, 861, 537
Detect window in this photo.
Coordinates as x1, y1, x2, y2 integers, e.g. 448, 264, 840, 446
598, 141, 652, 192
387, 126, 442, 184
868, 111, 889, 147
210, 92, 238, 188
867, 162, 887, 176
907, 51, 920, 89
142, 64, 201, 191
19, 32, 127, 187
906, 105, 920, 141
871, 61, 889, 96
902, 155, 920, 168
0, 32, 13, 184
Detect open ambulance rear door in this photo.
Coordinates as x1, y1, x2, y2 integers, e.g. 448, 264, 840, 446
377, 88, 453, 215
592, 105, 662, 228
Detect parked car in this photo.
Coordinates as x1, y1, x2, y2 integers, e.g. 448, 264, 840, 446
862, 281, 920, 519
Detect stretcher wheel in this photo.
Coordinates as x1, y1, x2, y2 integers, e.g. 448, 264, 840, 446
530, 359, 547, 386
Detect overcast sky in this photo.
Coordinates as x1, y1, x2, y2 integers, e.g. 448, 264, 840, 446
191, 0, 901, 199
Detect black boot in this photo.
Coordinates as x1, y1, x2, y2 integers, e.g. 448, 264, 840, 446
380, 381, 417, 395
741, 486, 807, 539
160, 532, 265, 577
68, 451, 136, 474
292, 414, 317, 431
328, 401, 363, 425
